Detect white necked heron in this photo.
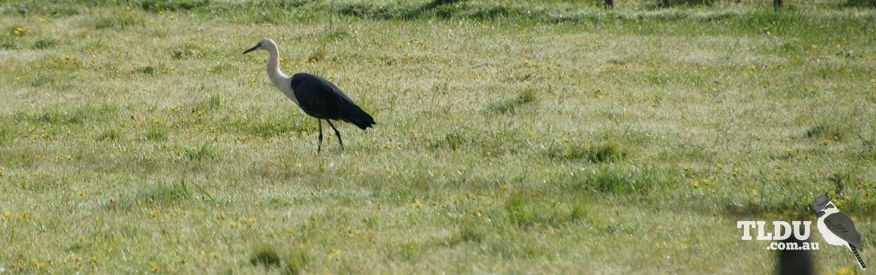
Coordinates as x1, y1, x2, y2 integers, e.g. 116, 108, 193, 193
243, 38, 375, 153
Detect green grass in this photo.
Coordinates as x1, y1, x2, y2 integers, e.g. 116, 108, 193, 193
1, 0, 875, 273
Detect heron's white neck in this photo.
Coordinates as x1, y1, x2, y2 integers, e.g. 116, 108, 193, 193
266, 46, 289, 86
264, 45, 299, 105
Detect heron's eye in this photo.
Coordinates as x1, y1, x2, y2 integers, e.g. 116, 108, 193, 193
826, 204, 834, 208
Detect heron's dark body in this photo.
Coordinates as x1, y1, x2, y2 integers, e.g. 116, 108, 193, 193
290, 73, 375, 130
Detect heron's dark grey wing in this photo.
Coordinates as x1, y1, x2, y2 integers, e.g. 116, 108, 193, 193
824, 213, 863, 249
290, 73, 348, 119
290, 73, 375, 130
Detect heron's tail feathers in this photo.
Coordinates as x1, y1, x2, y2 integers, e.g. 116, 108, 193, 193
343, 104, 375, 130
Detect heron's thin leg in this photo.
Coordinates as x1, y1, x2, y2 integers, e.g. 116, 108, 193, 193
317, 119, 323, 153
326, 120, 344, 151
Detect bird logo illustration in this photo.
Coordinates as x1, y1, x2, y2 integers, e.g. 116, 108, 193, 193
814, 194, 867, 270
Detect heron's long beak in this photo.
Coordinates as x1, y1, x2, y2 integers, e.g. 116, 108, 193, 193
242, 45, 259, 54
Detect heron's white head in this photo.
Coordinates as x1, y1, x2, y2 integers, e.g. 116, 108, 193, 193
242, 38, 278, 54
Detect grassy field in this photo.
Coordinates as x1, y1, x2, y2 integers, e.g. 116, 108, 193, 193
1, 0, 874, 273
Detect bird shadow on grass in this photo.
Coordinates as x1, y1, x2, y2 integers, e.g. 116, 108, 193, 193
485, 89, 537, 115
134, 0, 210, 13
250, 245, 310, 274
